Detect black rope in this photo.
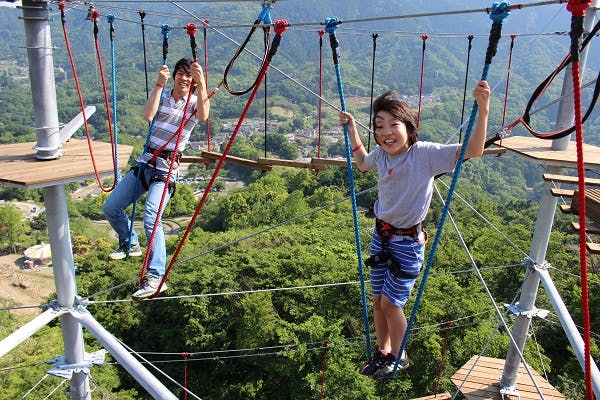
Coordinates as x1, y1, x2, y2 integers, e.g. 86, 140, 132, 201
459, 35, 473, 143
222, 19, 270, 96
139, 10, 149, 98
368, 32, 378, 152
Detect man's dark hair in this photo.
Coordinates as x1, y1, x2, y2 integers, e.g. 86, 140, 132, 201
372, 90, 419, 146
172, 58, 192, 79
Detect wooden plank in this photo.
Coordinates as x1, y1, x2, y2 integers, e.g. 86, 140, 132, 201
0, 139, 133, 188
559, 204, 573, 214
451, 356, 565, 400
588, 242, 600, 254
258, 157, 314, 169
200, 151, 272, 171
572, 222, 600, 234
550, 187, 574, 198
482, 147, 506, 156
311, 157, 356, 168
495, 136, 600, 170
412, 393, 451, 400
543, 173, 600, 187
571, 189, 600, 224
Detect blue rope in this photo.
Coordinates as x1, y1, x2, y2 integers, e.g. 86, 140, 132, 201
388, 1, 510, 379
324, 16, 372, 359
107, 14, 119, 183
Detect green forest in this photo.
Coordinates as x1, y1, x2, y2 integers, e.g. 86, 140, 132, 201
1, 1, 600, 399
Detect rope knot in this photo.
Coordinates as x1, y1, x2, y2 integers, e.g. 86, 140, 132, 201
324, 16, 341, 34
274, 19, 288, 35
161, 23, 170, 38
258, 2, 273, 25
489, 1, 511, 23
90, 9, 100, 22
186, 23, 197, 37
567, 0, 592, 16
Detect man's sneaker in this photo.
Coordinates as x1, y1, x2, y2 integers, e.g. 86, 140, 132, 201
131, 276, 168, 300
372, 353, 410, 381
359, 350, 387, 376
109, 244, 142, 260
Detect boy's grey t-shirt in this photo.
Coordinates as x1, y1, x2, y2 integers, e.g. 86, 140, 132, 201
363, 141, 460, 229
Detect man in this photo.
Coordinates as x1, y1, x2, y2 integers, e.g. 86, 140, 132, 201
102, 58, 210, 300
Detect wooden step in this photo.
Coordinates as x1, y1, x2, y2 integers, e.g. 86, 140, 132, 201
543, 173, 600, 186
571, 189, 600, 224
560, 204, 573, 214
550, 187, 575, 197
587, 242, 600, 254
572, 222, 600, 234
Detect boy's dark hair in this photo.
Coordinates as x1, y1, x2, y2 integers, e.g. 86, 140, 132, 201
172, 58, 192, 79
372, 90, 419, 146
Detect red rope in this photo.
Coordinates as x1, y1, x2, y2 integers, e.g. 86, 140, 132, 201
182, 352, 189, 400
58, 2, 117, 193
416, 34, 428, 128
202, 18, 212, 154
567, 1, 592, 398
89, 9, 118, 191
434, 321, 451, 396
319, 340, 329, 400
151, 20, 289, 298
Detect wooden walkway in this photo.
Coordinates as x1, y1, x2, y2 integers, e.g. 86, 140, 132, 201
0, 140, 133, 188
494, 135, 600, 170
451, 356, 565, 400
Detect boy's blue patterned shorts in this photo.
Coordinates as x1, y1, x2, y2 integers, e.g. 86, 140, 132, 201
369, 231, 424, 307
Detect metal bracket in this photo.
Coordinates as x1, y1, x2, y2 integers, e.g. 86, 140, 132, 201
500, 384, 521, 399
46, 349, 107, 379
504, 302, 549, 319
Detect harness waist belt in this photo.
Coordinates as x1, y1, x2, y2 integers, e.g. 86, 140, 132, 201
147, 147, 182, 164
375, 218, 421, 238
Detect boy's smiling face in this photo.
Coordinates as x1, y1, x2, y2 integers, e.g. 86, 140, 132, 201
374, 111, 411, 155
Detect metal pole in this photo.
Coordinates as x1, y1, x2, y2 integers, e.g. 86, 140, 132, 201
72, 308, 179, 400
21, 0, 61, 160
0, 309, 64, 358
44, 185, 91, 400
500, 4, 599, 395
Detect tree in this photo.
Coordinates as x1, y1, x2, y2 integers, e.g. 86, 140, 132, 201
0, 204, 30, 253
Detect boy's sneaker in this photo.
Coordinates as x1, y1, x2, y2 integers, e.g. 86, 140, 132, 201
372, 353, 410, 381
131, 276, 168, 300
109, 244, 142, 260
359, 350, 387, 376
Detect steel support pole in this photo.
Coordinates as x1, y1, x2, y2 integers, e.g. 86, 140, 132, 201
21, 0, 61, 159
44, 185, 91, 400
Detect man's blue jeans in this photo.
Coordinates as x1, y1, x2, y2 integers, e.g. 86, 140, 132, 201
102, 162, 173, 278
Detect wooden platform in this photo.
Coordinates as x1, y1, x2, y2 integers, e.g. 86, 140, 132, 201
412, 393, 451, 400
0, 139, 133, 189
494, 136, 600, 170
451, 356, 565, 399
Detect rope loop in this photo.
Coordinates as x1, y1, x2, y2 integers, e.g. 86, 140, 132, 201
567, 0, 592, 16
